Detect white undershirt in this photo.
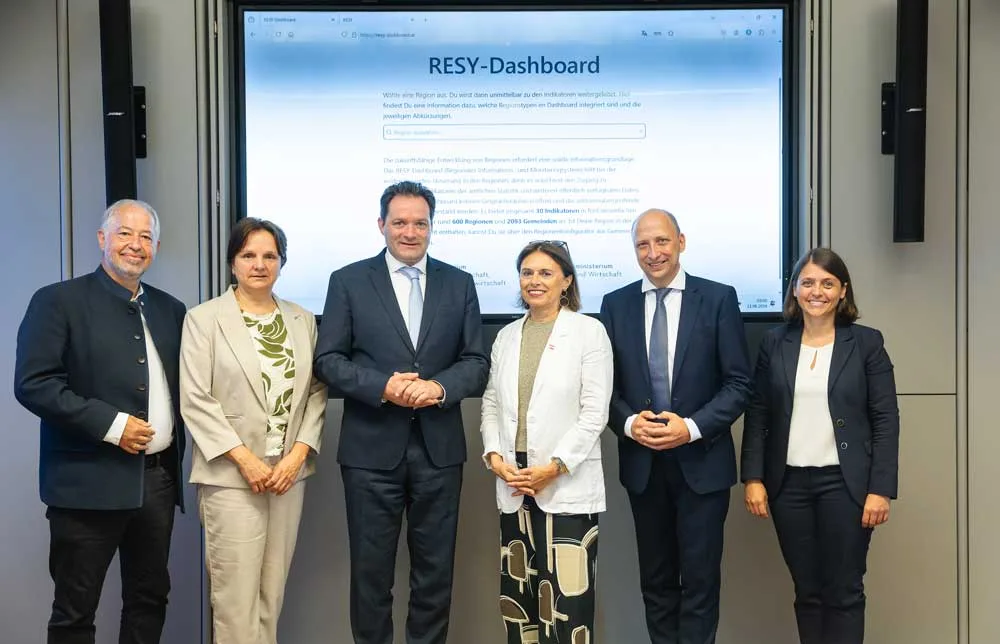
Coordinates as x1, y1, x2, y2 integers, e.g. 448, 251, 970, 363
385, 251, 427, 326
381, 250, 446, 403
623, 270, 702, 443
786, 342, 839, 467
103, 287, 174, 455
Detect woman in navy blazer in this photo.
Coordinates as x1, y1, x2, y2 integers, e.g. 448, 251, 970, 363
741, 248, 900, 644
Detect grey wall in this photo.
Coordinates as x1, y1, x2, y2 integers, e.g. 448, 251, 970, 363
967, 0, 1000, 641
0, 1, 204, 642
0, 2, 63, 642
1, 0, 996, 642
826, 1, 959, 643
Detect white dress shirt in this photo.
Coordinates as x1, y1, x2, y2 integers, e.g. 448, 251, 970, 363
382, 251, 446, 403
104, 286, 175, 454
786, 343, 839, 466
385, 251, 427, 326
624, 269, 703, 443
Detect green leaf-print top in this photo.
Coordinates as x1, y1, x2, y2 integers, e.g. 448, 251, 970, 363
243, 308, 295, 457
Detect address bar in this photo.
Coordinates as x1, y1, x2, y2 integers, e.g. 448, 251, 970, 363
383, 123, 646, 141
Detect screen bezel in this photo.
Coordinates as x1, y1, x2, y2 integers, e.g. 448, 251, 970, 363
227, 0, 802, 324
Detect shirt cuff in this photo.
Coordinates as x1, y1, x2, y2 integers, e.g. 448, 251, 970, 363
624, 413, 638, 440
686, 417, 702, 443
432, 380, 447, 406
104, 412, 128, 446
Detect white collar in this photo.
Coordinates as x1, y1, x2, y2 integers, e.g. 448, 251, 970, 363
641, 268, 687, 294
385, 250, 428, 275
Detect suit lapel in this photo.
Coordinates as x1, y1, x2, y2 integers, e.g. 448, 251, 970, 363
368, 253, 415, 353
277, 297, 310, 424
781, 326, 803, 398
625, 284, 651, 392
217, 289, 267, 409
828, 326, 856, 393
415, 258, 442, 354
672, 284, 702, 385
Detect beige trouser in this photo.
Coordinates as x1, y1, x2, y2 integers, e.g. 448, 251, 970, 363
198, 481, 306, 644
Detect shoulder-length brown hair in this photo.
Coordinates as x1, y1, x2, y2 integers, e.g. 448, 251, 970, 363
783, 247, 860, 324
515, 241, 581, 312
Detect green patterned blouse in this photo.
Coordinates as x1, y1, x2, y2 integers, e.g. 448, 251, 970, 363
243, 308, 296, 457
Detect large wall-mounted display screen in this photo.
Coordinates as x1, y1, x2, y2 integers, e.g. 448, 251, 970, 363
234, 3, 795, 315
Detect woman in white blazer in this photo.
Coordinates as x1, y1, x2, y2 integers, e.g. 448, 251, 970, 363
180, 218, 327, 644
481, 240, 613, 644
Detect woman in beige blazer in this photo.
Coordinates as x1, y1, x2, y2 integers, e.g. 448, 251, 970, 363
480, 241, 613, 644
180, 218, 327, 644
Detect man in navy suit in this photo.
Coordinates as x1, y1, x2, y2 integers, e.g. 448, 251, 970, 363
600, 209, 752, 644
14, 199, 187, 644
314, 181, 489, 644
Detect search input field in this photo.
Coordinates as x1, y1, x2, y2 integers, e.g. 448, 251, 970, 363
383, 123, 646, 141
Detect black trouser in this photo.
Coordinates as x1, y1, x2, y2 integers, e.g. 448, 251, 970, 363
341, 422, 463, 644
498, 452, 599, 644
627, 450, 730, 644
46, 460, 177, 644
770, 466, 873, 644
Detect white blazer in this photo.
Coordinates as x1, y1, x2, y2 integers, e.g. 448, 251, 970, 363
180, 288, 328, 488
480, 309, 613, 515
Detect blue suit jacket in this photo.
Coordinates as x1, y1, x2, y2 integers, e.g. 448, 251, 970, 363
313, 250, 489, 470
740, 323, 900, 506
14, 267, 187, 510
600, 274, 752, 495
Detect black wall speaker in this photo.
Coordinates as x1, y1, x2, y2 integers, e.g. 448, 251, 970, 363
889, 0, 929, 243
98, 0, 137, 204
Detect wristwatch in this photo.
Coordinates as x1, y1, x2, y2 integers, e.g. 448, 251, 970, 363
551, 457, 569, 475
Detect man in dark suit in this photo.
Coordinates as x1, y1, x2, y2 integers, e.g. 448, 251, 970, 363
314, 181, 489, 644
600, 209, 752, 644
14, 199, 187, 644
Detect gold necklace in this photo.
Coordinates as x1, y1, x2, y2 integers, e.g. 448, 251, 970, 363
234, 287, 276, 314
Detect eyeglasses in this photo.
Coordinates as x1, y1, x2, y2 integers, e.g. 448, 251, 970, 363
529, 240, 569, 250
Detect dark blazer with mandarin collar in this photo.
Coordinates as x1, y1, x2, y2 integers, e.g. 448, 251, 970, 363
313, 249, 489, 470
14, 267, 187, 510
740, 323, 900, 506
600, 274, 753, 495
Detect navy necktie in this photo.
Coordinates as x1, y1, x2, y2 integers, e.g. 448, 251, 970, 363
399, 266, 423, 347
648, 287, 671, 412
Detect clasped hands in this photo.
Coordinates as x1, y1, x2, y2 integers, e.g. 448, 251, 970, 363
631, 410, 691, 450
383, 371, 442, 408
227, 443, 310, 495
488, 452, 561, 498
